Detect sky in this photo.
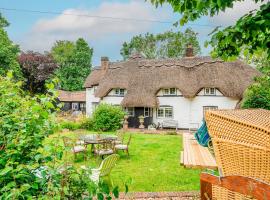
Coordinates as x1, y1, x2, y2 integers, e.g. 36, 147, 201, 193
0, 0, 262, 66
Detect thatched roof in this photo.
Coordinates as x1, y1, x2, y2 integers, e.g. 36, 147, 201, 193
58, 90, 86, 102
84, 56, 260, 107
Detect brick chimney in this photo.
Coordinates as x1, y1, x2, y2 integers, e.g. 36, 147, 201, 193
185, 44, 194, 57
101, 56, 109, 71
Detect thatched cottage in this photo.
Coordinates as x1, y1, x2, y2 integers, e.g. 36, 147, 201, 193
84, 48, 259, 129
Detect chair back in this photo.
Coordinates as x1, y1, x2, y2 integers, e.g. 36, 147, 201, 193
116, 130, 125, 143
99, 154, 120, 177
63, 136, 74, 148
126, 134, 132, 146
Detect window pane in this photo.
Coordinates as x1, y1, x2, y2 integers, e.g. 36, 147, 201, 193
115, 89, 119, 95
210, 88, 215, 94
144, 107, 149, 117
165, 107, 173, 118
120, 89, 125, 95
125, 107, 134, 116
157, 108, 164, 117
170, 88, 176, 95
164, 89, 169, 95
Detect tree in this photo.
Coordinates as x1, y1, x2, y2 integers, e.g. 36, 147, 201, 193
51, 40, 75, 66
241, 51, 270, 110
120, 28, 201, 59
149, 0, 270, 60
18, 51, 58, 94
52, 38, 93, 91
0, 13, 22, 79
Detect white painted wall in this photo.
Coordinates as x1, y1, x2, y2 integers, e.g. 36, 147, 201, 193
153, 88, 239, 129
86, 87, 239, 129
86, 87, 100, 116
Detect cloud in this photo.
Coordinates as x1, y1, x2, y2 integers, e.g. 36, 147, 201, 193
20, 0, 172, 52
208, 0, 262, 26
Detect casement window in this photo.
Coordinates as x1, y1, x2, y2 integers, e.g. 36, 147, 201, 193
72, 103, 79, 110
115, 88, 125, 96
163, 88, 177, 95
144, 107, 153, 117
125, 107, 134, 117
203, 106, 218, 117
157, 106, 173, 118
204, 88, 216, 95
80, 103, 86, 110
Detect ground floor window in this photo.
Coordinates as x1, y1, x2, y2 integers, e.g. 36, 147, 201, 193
144, 107, 153, 117
157, 106, 173, 118
72, 103, 79, 110
203, 106, 218, 117
125, 107, 135, 117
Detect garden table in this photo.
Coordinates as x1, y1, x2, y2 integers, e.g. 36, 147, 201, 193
79, 134, 117, 146
80, 134, 117, 154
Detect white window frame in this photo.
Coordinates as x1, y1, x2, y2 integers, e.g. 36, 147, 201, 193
203, 106, 218, 117
72, 103, 79, 110
125, 107, 134, 117
204, 88, 216, 95
144, 107, 153, 117
115, 88, 125, 96
163, 88, 177, 96
157, 106, 173, 118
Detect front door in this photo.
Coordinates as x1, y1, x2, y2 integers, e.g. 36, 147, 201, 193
127, 107, 153, 128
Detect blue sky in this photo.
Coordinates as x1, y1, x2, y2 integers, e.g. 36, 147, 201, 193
0, 0, 259, 66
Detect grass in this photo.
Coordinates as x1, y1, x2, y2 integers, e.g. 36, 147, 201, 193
43, 130, 201, 192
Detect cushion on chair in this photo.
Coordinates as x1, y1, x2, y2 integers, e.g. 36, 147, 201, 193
95, 149, 114, 156
115, 144, 127, 150
72, 145, 86, 153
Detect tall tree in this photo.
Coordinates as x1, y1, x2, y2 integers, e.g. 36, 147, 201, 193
51, 38, 93, 91
149, 1, 270, 60
121, 28, 201, 60
0, 13, 22, 79
18, 52, 58, 94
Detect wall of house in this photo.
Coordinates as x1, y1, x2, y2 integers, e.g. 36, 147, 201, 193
86, 87, 100, 116
86, 87, 239, 129
153, 89, 239, 129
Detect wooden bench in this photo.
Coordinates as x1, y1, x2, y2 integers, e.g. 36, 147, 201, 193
180, 133, 217, 169
161, 120, 178, 130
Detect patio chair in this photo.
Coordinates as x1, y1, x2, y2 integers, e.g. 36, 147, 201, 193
90, 154, 120, 186
62, 136, 87, 160
114, 130, 125, 145
94, 139, 114, 158
114, 133, 132, 156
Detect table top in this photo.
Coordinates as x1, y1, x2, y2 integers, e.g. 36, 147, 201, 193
80, 134, 117, 144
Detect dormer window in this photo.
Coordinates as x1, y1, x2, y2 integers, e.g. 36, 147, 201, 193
115, 88, 125, 96
204, 88, 216, 96
163, 88, 176, 96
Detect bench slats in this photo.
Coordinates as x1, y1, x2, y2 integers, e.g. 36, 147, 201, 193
181, 133, 217, 169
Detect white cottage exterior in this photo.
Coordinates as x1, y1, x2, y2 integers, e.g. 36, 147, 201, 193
84, 50, 259, 129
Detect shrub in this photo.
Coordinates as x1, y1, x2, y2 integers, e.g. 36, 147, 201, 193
241, 76, 270, 110
0, 73, 58, 198
92, 104, 125, 131
80, 117, 94, 130
60, 120, 81, 130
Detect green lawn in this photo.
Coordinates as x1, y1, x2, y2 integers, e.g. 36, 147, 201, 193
44, 130, 201, 192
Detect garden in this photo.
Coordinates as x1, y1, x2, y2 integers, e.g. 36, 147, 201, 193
45, 129, 201, 192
